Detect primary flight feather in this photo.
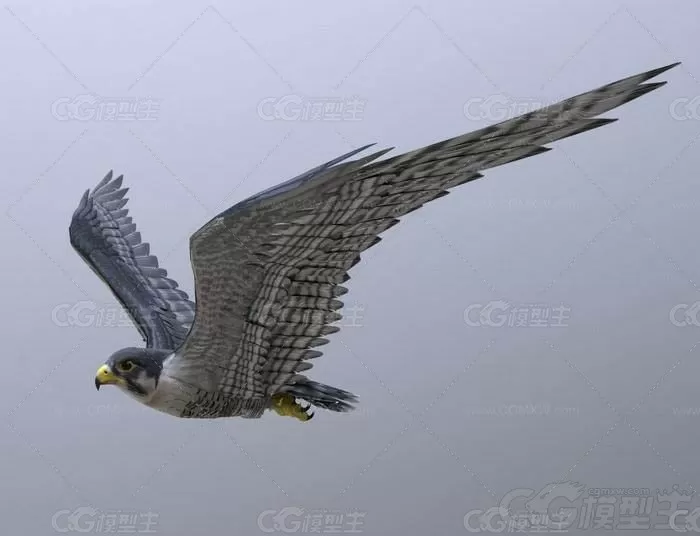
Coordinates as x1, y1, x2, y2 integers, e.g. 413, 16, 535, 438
70, 62, 679, 421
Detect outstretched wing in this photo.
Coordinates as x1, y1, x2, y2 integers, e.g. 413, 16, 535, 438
176, 62, 679, 406
69, 171, 196, 350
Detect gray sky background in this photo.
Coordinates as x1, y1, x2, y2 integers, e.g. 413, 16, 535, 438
3, 1, 700, 534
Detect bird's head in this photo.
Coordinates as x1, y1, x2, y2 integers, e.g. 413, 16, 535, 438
95, 347, 169, 401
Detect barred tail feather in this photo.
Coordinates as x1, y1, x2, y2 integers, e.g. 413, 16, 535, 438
284, 378, 358, 412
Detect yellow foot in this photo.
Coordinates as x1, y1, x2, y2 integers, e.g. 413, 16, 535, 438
271, 393, 314, 422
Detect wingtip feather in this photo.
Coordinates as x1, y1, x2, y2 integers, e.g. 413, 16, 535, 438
645, 61, 681, 80
93, 170, 113, 192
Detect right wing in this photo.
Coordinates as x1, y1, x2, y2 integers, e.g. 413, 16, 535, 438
69, 171, 196, 350
174, 62, 679, 408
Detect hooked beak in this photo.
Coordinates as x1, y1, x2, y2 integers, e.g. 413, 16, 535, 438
95, 364, 121, 390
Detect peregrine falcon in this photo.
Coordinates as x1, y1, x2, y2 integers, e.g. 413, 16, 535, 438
70, 62, 678, 421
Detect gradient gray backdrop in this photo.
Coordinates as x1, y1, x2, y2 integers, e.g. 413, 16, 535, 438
2, 1, 700, 534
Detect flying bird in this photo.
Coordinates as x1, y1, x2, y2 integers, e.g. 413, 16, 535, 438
70, 62, 678, 421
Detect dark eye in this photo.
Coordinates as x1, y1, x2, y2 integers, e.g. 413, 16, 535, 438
118, 360, 135, 372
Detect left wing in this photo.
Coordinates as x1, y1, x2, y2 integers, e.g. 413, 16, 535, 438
174, 62, 679, 410
69, 171, 196, 350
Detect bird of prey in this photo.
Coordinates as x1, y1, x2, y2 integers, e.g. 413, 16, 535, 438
71, 62, 678, 421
